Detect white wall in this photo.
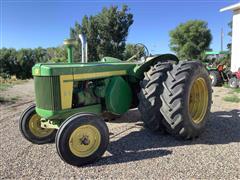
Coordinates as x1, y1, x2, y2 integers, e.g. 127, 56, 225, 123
231, 9, 240, 72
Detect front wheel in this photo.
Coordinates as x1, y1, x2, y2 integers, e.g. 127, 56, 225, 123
56, 113, 109, 166
19, 104, 56, 144
229, 77, 238, 88
209, 70, 222, 86
160, 61, 212, 139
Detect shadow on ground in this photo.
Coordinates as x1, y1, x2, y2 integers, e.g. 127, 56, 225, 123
93, 109, 240, 166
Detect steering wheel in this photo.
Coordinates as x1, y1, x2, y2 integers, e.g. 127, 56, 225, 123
127, 43, 149, 62
135, 43, 150, 57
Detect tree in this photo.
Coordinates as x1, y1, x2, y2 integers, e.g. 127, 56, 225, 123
0, 47, 62, 79
46, 46, 67, 62
169, 20, 212, 60
70, 5, 134, 61
0, 48, 18, 77
16, 49, 36, 79
227, 21, 232, 51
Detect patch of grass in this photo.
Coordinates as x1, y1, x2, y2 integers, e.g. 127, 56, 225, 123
223, 83, 230, 88
233, 88, 240, 94
0, 83, 13, 91
222, 83, 240, 94
0, 78, 28, 92
0, 95, 20, 104
223, 95, 240, 103
0, 96, 6, 103
0, 96, 10, 103
11, 96, 20, 101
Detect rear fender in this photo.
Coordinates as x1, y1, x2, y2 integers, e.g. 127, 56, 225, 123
134, 54, 179, 79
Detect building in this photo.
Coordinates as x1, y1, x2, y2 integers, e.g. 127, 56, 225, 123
220, 3, 240, 72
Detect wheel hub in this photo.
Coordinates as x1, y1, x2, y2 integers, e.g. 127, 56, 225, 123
189, 77, 209, 124
80, 136, 90, 145
69, 125, 101, 157
28, 114, 54, 137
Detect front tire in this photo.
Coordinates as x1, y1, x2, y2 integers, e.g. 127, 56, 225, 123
229, 77, 238, 88
56, 113, 109, 166
19, 104, 56, 144
160, 61, 212, 139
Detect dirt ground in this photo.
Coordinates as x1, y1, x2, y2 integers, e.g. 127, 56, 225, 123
0, 80, 239, 179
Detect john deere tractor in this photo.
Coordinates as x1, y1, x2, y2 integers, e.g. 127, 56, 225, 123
204, 51, 231, 86
19, 35, 212, 166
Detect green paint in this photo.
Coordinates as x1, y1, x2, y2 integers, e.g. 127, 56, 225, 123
32, 53, 179, 120
75, 89, 98, 105
63, 38, 78, 63
205, 51, 229, 55
67, 46, 73, 63
34, 76, 61, 110
101, 57, 122, 63
94, 79, 110, 98
32, 54, 178, 79
105, 77, 132, 115
32, 62, 136, 76
206, 67, 218, 71
36, 104, 102, 119
134, 54, 179, 78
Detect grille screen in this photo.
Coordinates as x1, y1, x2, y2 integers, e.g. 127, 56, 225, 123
34, 76, 61, 110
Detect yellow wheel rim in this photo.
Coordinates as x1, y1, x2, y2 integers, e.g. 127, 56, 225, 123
69, 125, 101, 157
29, 114, 54, 137
189, 77, 209, 124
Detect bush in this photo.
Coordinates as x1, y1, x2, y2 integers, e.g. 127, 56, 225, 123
0, 47, 67, 79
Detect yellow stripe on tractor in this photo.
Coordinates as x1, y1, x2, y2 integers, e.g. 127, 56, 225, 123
60, 75, 73, 109
73, 70, 127, 81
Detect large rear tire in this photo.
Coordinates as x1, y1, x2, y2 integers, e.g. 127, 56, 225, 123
138, 62, 172, 131
160, 61, 212, 139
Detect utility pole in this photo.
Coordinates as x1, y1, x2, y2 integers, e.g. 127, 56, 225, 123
221, 28, 224, 51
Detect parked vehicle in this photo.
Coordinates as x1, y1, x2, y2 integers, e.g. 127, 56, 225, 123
229, 68, 240, 88
19, 35, 212, 166
204, 51, 231, 86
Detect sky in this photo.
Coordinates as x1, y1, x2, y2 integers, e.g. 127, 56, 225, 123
1, 0, 239, 54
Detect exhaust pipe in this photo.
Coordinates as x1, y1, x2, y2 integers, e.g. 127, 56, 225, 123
79, 34, 88, 63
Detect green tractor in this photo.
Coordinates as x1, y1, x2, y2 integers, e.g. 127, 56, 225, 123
207, 64, 230, 86
19, 35, 212, 166
204, 51, 231, 86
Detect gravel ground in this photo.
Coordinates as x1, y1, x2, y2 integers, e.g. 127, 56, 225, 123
0, 80, 239, 179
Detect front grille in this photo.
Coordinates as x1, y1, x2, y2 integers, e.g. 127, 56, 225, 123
34, 76, 61, 110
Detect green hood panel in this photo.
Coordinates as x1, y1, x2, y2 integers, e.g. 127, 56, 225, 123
32, 54, 179, 80
32, 61, 137, 77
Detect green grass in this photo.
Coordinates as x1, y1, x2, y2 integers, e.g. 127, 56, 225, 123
223, 95, 240, 103
223, 83, 230, 88
233, 88, 240, 94
0, 79, 28, 92
223, 83, 240, 94
11, 96, 20, 101
0, 96, 7, 103
0, 83, 13, 91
